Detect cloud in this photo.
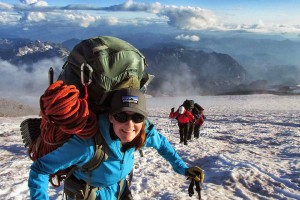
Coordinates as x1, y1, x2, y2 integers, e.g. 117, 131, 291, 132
224, 21, 300, 35
0, 0, 300, 38
0, 12, 21, 25
0, 58, 64, 105
62, 12, 100, 28
175, 34, 200, 42
158, 62, 203, 96
103, 0, 162, 14
103, 1, 219, 30
159, 6, 218, 30
0, 2, 13, 10
20, 0, 48, 7
1, 0, 219, 30
23, 12, 46, 22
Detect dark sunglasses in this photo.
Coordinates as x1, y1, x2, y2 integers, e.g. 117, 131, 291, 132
113, 112, 145, 123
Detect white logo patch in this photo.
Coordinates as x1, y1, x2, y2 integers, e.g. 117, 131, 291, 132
122, 96, 138, 104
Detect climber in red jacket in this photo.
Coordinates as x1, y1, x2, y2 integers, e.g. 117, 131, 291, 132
169, 106, 194, 145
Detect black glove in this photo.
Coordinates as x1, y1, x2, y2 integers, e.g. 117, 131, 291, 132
185, 166, 204, 183
171, 107, 175, 113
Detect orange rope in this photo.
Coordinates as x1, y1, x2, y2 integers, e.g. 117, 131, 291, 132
28, 80, 99, 187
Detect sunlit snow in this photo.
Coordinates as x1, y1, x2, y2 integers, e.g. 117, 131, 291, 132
0, 95, 299, 200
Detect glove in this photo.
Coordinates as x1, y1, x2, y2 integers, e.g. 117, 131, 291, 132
171, 107, 175, 113
185, 166, 204, 183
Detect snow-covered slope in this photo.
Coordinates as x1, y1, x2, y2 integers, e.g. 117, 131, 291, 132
0, 95, 299, 199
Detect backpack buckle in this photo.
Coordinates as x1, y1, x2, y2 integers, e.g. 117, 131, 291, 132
81, 63, 93, 86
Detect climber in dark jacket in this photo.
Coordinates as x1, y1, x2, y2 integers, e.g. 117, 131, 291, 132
193, 103, 205, 139
194, 110, 205, 138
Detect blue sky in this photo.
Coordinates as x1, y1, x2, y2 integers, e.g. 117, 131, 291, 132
0, 0, 300, 41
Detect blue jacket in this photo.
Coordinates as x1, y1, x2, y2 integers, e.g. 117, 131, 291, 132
28, 114, 188, 199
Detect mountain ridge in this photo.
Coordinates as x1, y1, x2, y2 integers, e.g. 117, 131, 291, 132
0, 37, 248, 95
0, 37, 299, 96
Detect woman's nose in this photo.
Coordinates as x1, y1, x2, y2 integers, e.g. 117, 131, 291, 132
124, 118, 135, 126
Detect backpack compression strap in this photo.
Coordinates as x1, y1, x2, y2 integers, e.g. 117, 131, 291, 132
81, 132, 109, 172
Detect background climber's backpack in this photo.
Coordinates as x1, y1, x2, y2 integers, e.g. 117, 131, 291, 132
20, 36, 152, 187
192, 103, 204, 119
58, 36, 150, 112
194, 103, 204, 112
183, 99, 194, 111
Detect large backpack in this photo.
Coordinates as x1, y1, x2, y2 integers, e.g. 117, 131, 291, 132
183, 99, 195, 111
20, 36, 151, 189
58, 35, 150, 112
194, 103, 204, 112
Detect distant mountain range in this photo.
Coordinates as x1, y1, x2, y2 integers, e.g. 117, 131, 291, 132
0, 36, 299, 96
0, 38, 68, 67
141, 46, 247, 95
58, 33, 300, 92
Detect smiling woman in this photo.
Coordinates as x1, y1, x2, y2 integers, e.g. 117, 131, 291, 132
109, 88, 147, 145
27, 87, 204, 199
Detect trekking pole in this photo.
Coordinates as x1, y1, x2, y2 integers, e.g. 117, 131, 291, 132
188, 179, 202, 200
195, 180, 202, 200
48, 67, 54, 85
138, 148, 144, 157
167, 118, 171, 134
188, 179, 195, 197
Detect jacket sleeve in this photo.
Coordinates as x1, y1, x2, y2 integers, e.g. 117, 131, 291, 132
28, 136, 94, 199
169, 111, 178, 119
144, 121, 188, 175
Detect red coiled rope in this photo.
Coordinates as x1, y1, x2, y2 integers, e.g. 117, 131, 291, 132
28, 80, 99, 186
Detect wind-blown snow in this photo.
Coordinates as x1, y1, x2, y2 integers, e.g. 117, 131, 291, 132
0, 95, 299, 200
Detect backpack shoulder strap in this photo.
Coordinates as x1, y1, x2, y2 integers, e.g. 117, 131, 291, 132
81, 132, 109, 172
63, 132, 108, 199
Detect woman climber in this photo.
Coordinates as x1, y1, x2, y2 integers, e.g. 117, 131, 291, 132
28, 88, 204, 199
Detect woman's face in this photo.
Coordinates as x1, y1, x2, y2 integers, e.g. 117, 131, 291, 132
109, 111, 144, 144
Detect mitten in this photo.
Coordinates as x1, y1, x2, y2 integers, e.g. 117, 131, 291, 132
185, 166, 204, 183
